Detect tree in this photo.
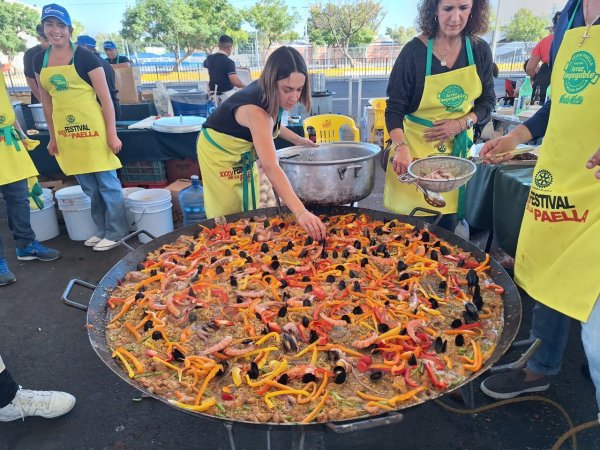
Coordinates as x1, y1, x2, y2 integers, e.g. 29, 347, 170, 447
386, 26, 417, 46
246, 0, 298, 52
72, 20, 86, 39
309, 0, 386, 66
502, 8, 548, 42
0, 0, 38, 61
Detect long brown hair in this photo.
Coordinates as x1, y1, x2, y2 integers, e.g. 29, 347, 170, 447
259, 46, 311, 118
417, 0, 490, 38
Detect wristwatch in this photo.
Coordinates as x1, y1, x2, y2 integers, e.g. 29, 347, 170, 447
464, 116, 475, 129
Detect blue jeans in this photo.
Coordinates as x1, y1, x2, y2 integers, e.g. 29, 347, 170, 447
0, 355, 18, 408
581, 296, 600, 419
0, 179, 36, 258
76, 171, 128, 242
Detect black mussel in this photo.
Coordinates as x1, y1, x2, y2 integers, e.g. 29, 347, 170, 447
304, 285, 313, 293
368, 344, 381, 354
429, 298, 439, 309
138, 286, 146, 293
215, 265, 224, 275
465, 302, 479, 321
326, 274, 336, 283
151, 330, 163, 340
455, 334, 465, 347
277, 374, 289, 385
236, 295, 244, 304
457, 258, 466, 268
321, 250, 329, 259
272, 225, 281, 233
230, 276, 238, 287
328, 351, 341, 362
305, 236, 314, 246
191, 273, 199, 283
210, 256, 218, 264
341, 314, 351, 324
349, 270, 358, 278
399, 273, 410, 281
261, 327, 269, 335
439, 246, 450, 256
336, 265, 345, 272
302, 373, 317, 383
263, 220, 270, 228
248, 362, 260, 379
135, 292, 144, 301
172, 348, 186, 362
333, 369, 347, 384
278, 306, 288, 318
301, 276, 311, 282
302, 316, 310, 327
280, 279, 288, 288
144, 320, 154, 331
299, 249, 308, 258
188, 313, 197, 323
473, 293, 484, 311
207, 321, 220, 330
384, 300, 390, 306
430, 250, 439, 261
270, 260, 280, 270
362, 247, 368, 254
376, 244, 386, 254
352, 305, 364, 315
408, 353, 418, 366
353, 240, 361, 249
451, 318, 463, 328
343, 229, 349, 236
229, 228, 236, 236
242, 339, 253, 345
309, 330, 319, 343
136, 263, 145, 271
303, 298, 312, 307
252, 233, 259, 242
246, 256, 253, 264
244, 225, 252, 234
404, 239, 410, 246
287, 241, 294, 250
397, 261, 408, 272
466, 269, 479, 288
260, 243, 269, 253
400, 327, 408, 335
342, 249, 350, 258
377, 323, 390, 333
332, 250, 339, 259
383, 251, 390, 258
272, 255, 279, 262
421, 231, 430, 242
370, 371, 384, 381
286, 268, 296, 275
374, 226, 383, 236
255, 312, 262, 320
224, 249, 232, 257
439, 280, 448, 290
282, 333, 299, 353
282, 291, 291, 301
338, 280, 347, 290
150, 269, 158, 277
433, 240, 441, 248
360, 257, 369, 267
434, 336, 447, 354
353, 281, 362, 292
463, 311, 477, 324
389, 221, 396, 228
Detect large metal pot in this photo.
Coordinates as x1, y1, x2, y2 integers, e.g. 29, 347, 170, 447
28, 103, 47, 130
278, 142, 381, 205
310, 73, 326, 93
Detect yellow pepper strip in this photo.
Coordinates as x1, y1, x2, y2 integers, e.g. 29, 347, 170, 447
388, 386, 427, 406
246, 359, 288, 387
296, 381, 318, 404
310, 346, 319, 366
293, 341, 318, 359
378, 326, 401, 340
152, 356, 184, 381
238, 346, 278, 359
301, 390, 330, 423
231, 367, 242, 386
421, 306, 442, 316
367, 401, 395, 412
194, 365, 223, 405
264, 389, 311, 409
355, 391, 388, 402
359, 321, 375, 332
112, 351, 135, 378
464, 339, 483, 372
256, 332, 281, 346
442, 355, 453, 369
123, 321, 142, 342
169, 398, 216, 412
133, 273, 164, 291
266, 380, 293, 391
317, 344, 364, 358
109, 298, 135, 324
115, 347, 145, 374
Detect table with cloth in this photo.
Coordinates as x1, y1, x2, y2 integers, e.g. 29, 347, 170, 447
465, 163, 534, 257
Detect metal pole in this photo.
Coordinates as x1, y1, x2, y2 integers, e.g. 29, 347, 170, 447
490, 0, 502, 62
356, 77, 363, 121
347, 78, 353, 118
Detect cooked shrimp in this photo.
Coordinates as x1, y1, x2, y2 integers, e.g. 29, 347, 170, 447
320, 313, 348, 327
200, 335, 233, 355
351, 333, 379, 349
223, 345, 256, 356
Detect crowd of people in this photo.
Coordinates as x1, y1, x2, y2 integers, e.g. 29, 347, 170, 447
1, 0, 598, 435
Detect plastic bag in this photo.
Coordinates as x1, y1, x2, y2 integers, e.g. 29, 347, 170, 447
454, 219, 470, 241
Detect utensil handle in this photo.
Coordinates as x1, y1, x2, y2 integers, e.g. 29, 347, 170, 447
397, 173, 416, 184
326, 412, 404, 433
337, 164, 362, 180
61, 278, 97, 311
118, 229, 157, 252
409, 207, 442, 226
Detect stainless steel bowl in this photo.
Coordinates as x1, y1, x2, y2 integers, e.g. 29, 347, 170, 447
277, 141, 381, 205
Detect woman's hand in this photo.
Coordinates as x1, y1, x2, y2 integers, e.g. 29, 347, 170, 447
587, 147, 600, 180
47, 137, 59, 156
424, 118, 465, 148
479, 135, 520, 164
391, 143, 412, 175
296, 209, 327, 241
107, 134, 122, 154
296, 136, 318, 147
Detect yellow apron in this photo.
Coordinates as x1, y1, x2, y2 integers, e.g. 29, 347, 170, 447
197, 110, 282, 218
383, 37, 480, 217
39, 44, 121, 176
0, 73, 38, 186
515, 3, 600, 322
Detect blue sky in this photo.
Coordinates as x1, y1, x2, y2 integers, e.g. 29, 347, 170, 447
18, 0, 562, 38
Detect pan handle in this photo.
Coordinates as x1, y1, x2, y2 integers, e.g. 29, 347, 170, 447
325, 412, 404, 433
118, 229, 157, 252
62, 279, 97, 312
409, 207, 442, 226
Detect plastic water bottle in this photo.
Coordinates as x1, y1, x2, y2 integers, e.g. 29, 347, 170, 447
515, 76, 533, 115
179, 175, 206, 226
545, 85, 552, 104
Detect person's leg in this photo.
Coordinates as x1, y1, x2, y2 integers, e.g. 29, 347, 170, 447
76, 173, 105, 239
581, 295, 600, 423
95, 170, 128, 242
0, 356, 19, 409
1, 180, 35, 249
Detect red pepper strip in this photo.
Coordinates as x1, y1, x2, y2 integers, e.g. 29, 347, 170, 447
404, 367, 420, 387
312, 286, 326, 301
420, 353, 445, 370
485, 283, 505, 294
313, 301, 325, 322
211, 288, 228, 302
456, 322, 482, 330
437, 263, 449, 276
425, 362, 447, 390
296, 324, 308, 343
356, 361, 370, 373
222, 393, 235, 401
464, 257, 479, 269
443, 255, 460, 262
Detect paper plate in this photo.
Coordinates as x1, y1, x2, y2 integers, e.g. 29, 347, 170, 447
152, 116, 206, 133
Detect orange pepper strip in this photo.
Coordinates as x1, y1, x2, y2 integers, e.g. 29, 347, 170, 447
115, 347, 145, 373
463, 339, 483, 372
443, 329, 478, 336
194, 365, 222, 405
112, 351, 135, 378
123, 321, 142, 343
301, 390, 330, 423
366, 401, 396, 411
109, 298, 135, 324
388, 386, 427, 406
356, 391, 388, 402
475, 254, 490, 273
296, 381, 318, 404
133, 273, 164, 291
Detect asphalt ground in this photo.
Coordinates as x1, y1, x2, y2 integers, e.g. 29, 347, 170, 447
1, 161, 599, 450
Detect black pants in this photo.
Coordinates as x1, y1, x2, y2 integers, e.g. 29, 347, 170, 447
0, 368, 18, 408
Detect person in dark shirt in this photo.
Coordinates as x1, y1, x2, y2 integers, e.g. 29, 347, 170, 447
103, 41, 130, 67
204, 35, 245, 101
23, 24, 50, 104
76, 35, 121, 120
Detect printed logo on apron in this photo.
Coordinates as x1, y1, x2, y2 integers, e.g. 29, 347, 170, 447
49, 74, 69, 91
58, 114, 99, 140
219, 164, 245, 182
561, 51, 599, 104
437, 84, 469, 112
0, 115, 5, 125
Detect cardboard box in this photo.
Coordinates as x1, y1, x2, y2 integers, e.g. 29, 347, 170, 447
166, 178, 192, 221
166, 158, 200, 183
114, 67, 141, 104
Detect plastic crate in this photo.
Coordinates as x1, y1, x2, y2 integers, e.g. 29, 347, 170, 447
122, 180, 169, 189
120, 160, 167, 183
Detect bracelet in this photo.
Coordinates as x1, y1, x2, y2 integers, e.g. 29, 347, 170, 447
394, 141, 409, 150
295, 209, 308, 221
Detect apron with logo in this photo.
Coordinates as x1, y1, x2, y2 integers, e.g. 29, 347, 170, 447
39, 44, 121, 176
515, 2, 600, 322
384, 37, 480, 217
197, 109, 282, 218
0, 73, 38, 186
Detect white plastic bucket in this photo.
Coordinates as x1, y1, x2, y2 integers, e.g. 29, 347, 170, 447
55, 185, 95, 241
30, 189, 59, 241
127, 189, 173, 243
123, 187, 145, 232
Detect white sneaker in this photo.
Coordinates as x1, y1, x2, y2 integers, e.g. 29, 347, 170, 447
84, 236, 102, 247
93, 238, 119, 252
0, 388, 76, 422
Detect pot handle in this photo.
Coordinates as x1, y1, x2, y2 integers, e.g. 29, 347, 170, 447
325, 412, 404, 433
397, 173, 417, 184
409, 207, 443, 226
118, 229, 157, 252
337, 164, 362, 181
62, 278, 97, 311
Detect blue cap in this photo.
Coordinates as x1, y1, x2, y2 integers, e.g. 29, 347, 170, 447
76, 35, 96, 48
103, 41, 117, 50
41, 4, 72, 27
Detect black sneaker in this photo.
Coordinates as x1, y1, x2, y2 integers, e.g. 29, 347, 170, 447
480, 369, 550, 400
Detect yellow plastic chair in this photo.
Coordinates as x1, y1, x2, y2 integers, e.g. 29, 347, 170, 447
368, 98, 387, 109
371, 105, 389, 146
302, 114, 360, 143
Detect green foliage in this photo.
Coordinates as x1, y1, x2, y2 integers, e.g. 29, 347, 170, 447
72, 20, 86, 39
246, 0, 298, 51
0, 0, 39, 57
386, 26, 417, 46
502, 8, 549, 42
